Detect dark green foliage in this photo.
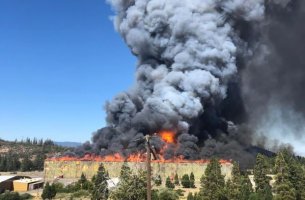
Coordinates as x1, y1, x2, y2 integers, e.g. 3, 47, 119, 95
92, 163, 109, 200
155, 175, 162, 186
190, 172, 195, 188
0, 191, 19, 200
249, 193, 260, 200
110, 170, 146, 200
120, 162, 131, 181
273, 152, 296, 200
0, 154, 20, 171
257, 183, 273, 200
41, 182, 57, 200
187, 192, 194, 200
20, 156, 33, 171
200, 158, 226, 200
181, 174, 191, 188
0, 138, 65, 172
64, 182, 81, 193
20, 193, 33, 200
174, 173, 180, 185
70, 190, 91, 198
166, 176, 175, 189
240, 175, 254, 200
158, 188, 179, 200
77, 173, 93, 190
0, 191, 24, 200
226, 161, 243, 200
279, 149, 305, 200
152, 190, 159, 200
52, 182, 66, 193
193, 192, 201, 200
175, 189, 185, 196
254, 154, 272, 200
33, 153, 45, 171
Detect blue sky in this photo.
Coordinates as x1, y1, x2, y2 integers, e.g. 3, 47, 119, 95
0, 0, 136, 142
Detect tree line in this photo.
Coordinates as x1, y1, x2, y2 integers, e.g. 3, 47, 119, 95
0, 153, 45, 172
0, 138, 65, 172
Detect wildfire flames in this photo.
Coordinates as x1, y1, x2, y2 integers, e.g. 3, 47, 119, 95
47, 130, 232, 164
159, 130, 175, 143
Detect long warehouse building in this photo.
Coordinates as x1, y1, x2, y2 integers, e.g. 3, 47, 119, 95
44, 159, 233, 183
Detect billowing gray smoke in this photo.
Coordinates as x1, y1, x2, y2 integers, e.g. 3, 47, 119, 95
74, 0, 304, 166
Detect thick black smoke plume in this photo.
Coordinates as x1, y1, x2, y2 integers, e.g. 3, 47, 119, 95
242, 0, 305, 155
74, 0, 305, 166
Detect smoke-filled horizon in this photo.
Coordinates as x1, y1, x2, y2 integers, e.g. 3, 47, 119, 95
75, 0, 305, 166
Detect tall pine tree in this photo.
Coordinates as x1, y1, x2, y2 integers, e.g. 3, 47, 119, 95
200, 158, 226, 200
240, 175, 254, 200
92, 163, 109, 200
273, 152, 296, 200
227, 161, 242, 200
254, 154, 272, 200
120, 162, 132, 181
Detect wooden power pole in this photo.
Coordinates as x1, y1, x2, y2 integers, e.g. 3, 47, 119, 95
145, 135, 152, 200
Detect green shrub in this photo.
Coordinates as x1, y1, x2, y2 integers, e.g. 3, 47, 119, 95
175, 189, 185, 196
20, 193, 33, 200
71, 190, 91, 198
158, 189, 179, 200
0, 191, 20, 200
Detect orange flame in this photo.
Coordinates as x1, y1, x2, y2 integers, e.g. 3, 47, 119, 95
159, 130, 175, 143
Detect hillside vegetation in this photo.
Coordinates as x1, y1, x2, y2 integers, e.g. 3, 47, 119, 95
0, 138, 68, 172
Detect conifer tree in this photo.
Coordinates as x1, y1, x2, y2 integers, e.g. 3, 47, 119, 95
227, 161, 242, 200
273, 152, 296, 200
181, 174, 191, 188
92, 163, 109, 200
200, 158, 226, 200
280, 149, 305, 200
78, 172, 91, 190
155, 175, 162, 186
110, 170, 147, 200
20, 156, 33, 172
166, 176, 175, 189
190, 172, 195, 188
120, 162, 131, 181
41, 182, 56, 199
259, 183, 273, 200
254, 154, 272, 200
33, 153, 45, 171
240, 175, 254, 200
174, 173, 180, 185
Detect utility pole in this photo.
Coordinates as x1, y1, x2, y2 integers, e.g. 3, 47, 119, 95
145, 135, 152, 200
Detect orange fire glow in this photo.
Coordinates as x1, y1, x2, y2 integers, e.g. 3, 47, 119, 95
159, 130, 175, 143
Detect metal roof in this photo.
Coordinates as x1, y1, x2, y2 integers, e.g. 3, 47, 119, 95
0, 176, 16, 183
13, 178, 43, 184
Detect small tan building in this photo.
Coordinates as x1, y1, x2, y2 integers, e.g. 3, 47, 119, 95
13, 178, 44, 192
0, 175, 30, 192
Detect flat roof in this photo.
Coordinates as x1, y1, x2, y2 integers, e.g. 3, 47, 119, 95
13, 178, 43, 184
0, 176, 16, 183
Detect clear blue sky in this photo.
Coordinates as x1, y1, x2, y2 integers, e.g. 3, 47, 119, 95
0, 0, 136, 142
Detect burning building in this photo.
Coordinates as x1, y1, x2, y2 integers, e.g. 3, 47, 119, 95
44, 155, 233, 182
45, 131, 233, 182
49, 0, 305, 171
